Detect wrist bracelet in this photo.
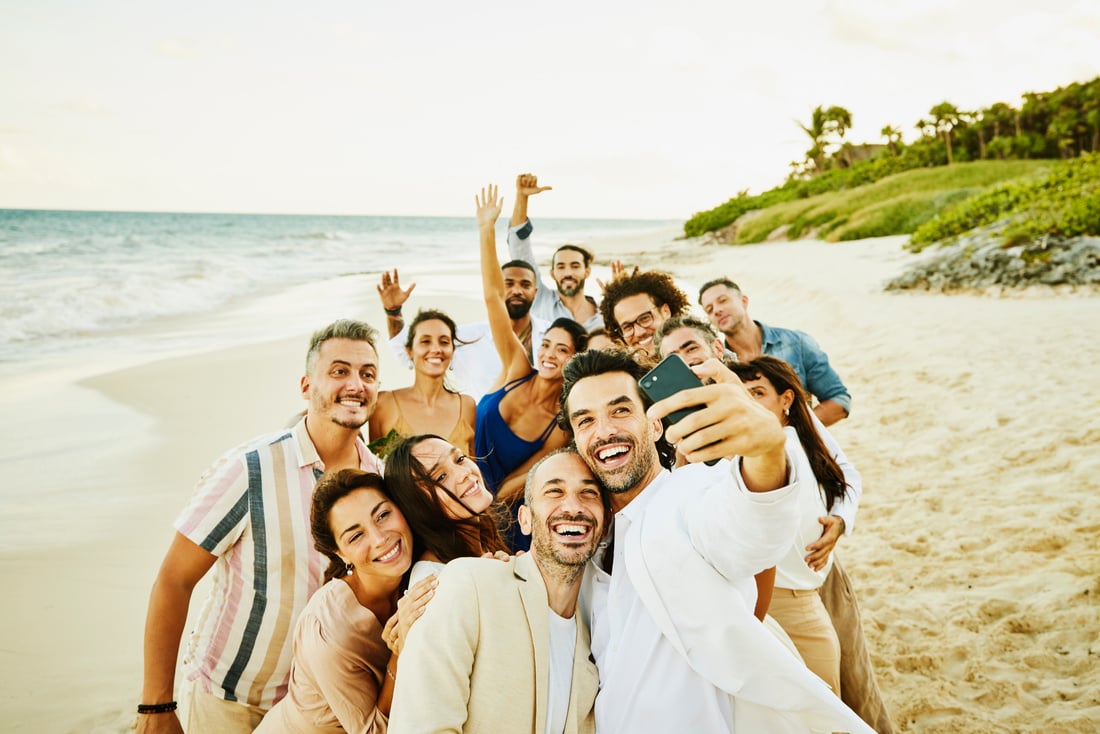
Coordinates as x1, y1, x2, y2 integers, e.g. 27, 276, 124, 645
384, 307, 402, 317
137, 701, 178, 714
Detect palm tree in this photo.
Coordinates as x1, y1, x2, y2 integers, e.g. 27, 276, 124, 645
881, 125, 902, 155
797, 105, 829, 173
929, 101, 960, 164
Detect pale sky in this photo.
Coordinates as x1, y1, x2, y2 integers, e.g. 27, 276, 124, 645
2, 0, 1098, 219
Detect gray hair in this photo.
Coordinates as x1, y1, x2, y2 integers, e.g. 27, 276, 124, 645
654, 314, 720, 358
305, 319, 380, 373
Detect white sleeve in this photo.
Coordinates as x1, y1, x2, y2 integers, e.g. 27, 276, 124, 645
810, 413, 861, 534
387, 323, 414, 370
684, 455, 801, 580
507, 219, 556, 317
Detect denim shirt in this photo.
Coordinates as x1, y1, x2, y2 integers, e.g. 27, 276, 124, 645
757, 320, 852, 414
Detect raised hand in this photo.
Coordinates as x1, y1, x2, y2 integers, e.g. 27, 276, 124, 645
377, 268, 416, 311
597, 259, 639, 293
475, 184, 503, 229
515, 172, 552, 197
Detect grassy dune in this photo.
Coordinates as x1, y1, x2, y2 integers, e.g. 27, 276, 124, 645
721, 160, 1049, 244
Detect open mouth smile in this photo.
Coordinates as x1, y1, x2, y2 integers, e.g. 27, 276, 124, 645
374, 539, 404, 564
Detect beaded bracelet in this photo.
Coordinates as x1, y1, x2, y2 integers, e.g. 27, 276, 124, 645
137, 701, 178, 714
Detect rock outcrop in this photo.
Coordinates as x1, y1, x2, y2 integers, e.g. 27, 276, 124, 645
886, 228, 1100, 292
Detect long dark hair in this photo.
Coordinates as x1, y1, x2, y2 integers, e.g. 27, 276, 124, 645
730, 356, 848, 511
545, 317, 589, 354
311, 469, 422, 583
384, 434, 508, 563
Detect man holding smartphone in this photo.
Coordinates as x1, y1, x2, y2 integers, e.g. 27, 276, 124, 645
558, 349, 872, 733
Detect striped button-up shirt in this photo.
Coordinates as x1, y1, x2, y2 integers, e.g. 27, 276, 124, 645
175, 418, 381, 709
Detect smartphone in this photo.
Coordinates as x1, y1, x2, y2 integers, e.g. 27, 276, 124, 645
639, 354, 705, 426
639, 355, 720, 466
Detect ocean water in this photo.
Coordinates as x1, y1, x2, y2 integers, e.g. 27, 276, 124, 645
1, 209, 677, 369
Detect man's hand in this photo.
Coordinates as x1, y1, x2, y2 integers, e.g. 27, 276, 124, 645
476, 185, 503, 230
382, 574, 438, 655
135, 712, 185, 734
596, 259, 639, 293
649, 358, 787, 490
804, 515, 844, 571
377, 268, 416, 312
515, 172, 552, 198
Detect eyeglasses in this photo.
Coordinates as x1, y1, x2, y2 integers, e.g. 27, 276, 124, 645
618, 308, 658, 338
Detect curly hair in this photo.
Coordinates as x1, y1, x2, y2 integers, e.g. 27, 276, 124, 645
599, 270, 690, 339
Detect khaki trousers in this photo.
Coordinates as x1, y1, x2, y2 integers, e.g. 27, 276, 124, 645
180, 678, 266, 734
819, 555, 896, 734
769, 586, 842, 696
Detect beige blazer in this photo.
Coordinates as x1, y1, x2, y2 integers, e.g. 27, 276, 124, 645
389, 553, 598, 734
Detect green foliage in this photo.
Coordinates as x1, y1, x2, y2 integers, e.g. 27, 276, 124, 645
685, 75, 1100, 239
708, 161, 1046, 245
908, 153, 1100, 251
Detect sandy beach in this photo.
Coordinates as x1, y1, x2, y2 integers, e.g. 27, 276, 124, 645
2, 230, 1098, 733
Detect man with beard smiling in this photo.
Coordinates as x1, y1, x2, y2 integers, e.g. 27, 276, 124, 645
560, 349, 873, 734
378, 265, 549, 402
507, 173, 603, 332
137, 320, 386, 734
390, 448, 603, 734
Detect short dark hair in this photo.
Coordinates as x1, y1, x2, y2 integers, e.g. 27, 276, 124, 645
547, 317, 589, 353
306, 319, 379, 373
552, 244, 593, 268
311, 470, 413, 583
383, 435, 508, 563
600, 270, 690, 338
654, 314, 719, 358
558, 349, 675, 469
501, 259, 537, 276
697, 277, 741, 305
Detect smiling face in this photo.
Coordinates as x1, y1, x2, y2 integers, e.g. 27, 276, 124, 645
302, 338, 380, 430
700, 284, 750, 336
552, 248, 590, 297
330, 487, 413, 582
519, 452, 605, 571
613, 293, 671, 350
565, 371, 663, 509
658, 326, 723, 367
536, 326, 578, 380
410, 437, 493, 518
502, 265, 537, 320
407, 318, 454, 378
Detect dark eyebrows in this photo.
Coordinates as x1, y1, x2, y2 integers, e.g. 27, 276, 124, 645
569, 394, 634, 422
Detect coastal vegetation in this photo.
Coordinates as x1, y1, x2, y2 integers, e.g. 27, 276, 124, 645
686, 76, 1100, 250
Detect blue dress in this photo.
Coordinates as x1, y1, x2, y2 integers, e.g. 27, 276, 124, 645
474, 371, 558, 552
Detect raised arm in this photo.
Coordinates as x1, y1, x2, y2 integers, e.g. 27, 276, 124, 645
477, 185, 530, 382
509, 172, 552, 227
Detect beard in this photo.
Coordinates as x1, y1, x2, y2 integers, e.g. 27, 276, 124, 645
531, 510, 600, 579
557, 277, 585, 297
584, 435, 653, 495
506, 297, 533, 320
